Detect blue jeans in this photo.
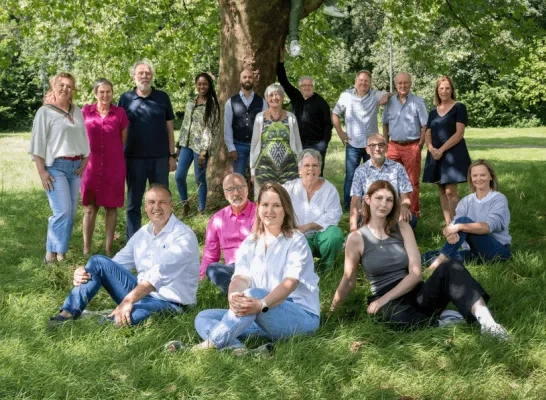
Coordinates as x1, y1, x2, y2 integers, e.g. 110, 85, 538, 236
194, 288, 320, 349
45, 158, 82, 253
175, 147, 208, 212
60, 255, 181, 325
303, 140, 329, 177
232, 141, 251, 178
126, 157, 169, 240
344, 144, 369, 210
206, 263, 235, 294
422, 217, 511, 265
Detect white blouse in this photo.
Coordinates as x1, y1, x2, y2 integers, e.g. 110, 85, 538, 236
233, 231, 320, 316
28, 105, 90, 166
283, 178, 342, 236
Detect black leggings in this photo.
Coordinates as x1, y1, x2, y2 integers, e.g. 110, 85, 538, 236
368, 259, 489, 330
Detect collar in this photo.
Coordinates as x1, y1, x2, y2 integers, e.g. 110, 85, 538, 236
352, 88, 371, 99
146, 213, 177, 236
130, 87, 156, 100
239, 90, 255, 100
91, 102, 114, 116
367, 158, 393, 170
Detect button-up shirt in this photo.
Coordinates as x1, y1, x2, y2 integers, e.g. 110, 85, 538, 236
113, 214, 200, 305
350, 158, 413, 197
382, 93, 428, 141
224, 91, 268, 152
234, 231, 320, 316
332, 88, 386, 148
200, 200, 257, 278
283, 178, 342, 237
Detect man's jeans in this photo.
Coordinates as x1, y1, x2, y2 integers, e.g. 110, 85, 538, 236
60, 255, 181, 325
344, 144, 370, 210
126, 157, 169, 240
194, 288, 319, 349
422, 217, 511, 265
45, 158, 82, 253
303, 140, 329, 177
387, 141, 422, 216
232, 141, 251, 178
175, 147, 208, 212
206, 263, 235, 294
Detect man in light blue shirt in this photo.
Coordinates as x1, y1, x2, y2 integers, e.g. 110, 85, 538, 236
332, 70, 390, 210
383, 72, 428, 218
224, 69, 268, 177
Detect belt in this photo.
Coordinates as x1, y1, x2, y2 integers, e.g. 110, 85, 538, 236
57, 155, 83, 161
391, 139, 420, 146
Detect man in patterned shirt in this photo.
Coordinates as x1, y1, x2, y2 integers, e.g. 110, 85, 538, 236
349, 134, 415, 231
332, 70, 390, 210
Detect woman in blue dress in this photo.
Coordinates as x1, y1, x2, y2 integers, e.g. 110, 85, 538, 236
422, 76, 471, 226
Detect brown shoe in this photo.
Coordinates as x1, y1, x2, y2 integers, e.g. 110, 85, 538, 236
181, 202, 191, 218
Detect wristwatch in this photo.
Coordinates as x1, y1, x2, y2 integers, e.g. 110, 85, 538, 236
261, 299, 269, 313
169, 153, 177, 159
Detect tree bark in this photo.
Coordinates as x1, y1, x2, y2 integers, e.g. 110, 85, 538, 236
206, 0, 324, 209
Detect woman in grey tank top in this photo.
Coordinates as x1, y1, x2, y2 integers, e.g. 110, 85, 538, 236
329, 180, 509, 340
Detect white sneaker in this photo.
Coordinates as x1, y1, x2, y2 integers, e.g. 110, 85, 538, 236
481, 323, 510, 341
438, 309, 465, 327
323, 5, 347, 18
289, 40, 301, 57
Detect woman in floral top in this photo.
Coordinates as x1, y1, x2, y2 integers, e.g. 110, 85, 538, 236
175, 72, 220, 214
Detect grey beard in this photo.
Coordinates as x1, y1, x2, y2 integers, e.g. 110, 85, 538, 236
136, 82, 152, 92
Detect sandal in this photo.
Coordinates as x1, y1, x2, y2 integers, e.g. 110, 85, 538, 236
165, 340, 186, 353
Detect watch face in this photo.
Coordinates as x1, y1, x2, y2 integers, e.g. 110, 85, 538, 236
262, 306, 269, 313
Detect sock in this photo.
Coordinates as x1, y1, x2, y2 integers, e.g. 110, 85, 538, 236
473, 304, 497, 329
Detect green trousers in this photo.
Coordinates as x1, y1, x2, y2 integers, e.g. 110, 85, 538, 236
289, 0, 335, 41
307, 225, 345, 270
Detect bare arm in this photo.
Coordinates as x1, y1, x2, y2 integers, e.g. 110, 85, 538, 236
330, 231, 363, 311
332, 113, 348, 144
438, 122, 465, 154
418, 125, 426, 148
383, 123, 390, 142
349, 196, 361, 231
443, 221, 490, 237
367, 222, 422, 314
121, 128, 127, 145
399, 193, 412, 223
167, 120, 176, 171
425, 128, 433, 151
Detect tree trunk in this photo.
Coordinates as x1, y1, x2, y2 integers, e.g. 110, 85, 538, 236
206, 0, 324, 210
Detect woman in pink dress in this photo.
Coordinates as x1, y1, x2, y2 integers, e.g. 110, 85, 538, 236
81, 78, 128, 255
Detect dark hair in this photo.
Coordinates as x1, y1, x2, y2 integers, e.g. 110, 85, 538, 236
361, 180, 400, 235
195, 72, 220, 130
93, 78, 113, 94
147, 183, 172, 201
434, 75, 456, 105
467, 159, 499, 192
252, 182, 298, 238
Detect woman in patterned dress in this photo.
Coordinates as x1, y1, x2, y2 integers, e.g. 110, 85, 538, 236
175, 72, 220, 215
250, 83, 302, 198
81, 78, 128, 256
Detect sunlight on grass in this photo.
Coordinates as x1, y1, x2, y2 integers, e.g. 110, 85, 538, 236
0, 128, 545, 399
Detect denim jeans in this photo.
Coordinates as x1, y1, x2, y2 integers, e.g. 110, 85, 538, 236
45, 158, 82, 253
303, 140, 329, 177
194, 288, 320, 349
126, 157, 169, 240
344, 144, 370, 210
422, 216, 511, 265
206, 263, 235, 294
60, 255, 181, 325
175, 146, 208, 212
232, 141, 251, 178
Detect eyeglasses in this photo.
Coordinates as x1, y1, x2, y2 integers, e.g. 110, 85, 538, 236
368, 143, 387, 149
302, 164, 320, 169
223, 185, 247, 193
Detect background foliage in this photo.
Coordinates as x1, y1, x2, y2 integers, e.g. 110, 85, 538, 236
0, 0, 544, 129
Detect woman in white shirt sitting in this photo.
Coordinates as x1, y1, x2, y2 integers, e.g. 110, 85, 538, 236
283, 149, 345, 270
169, 182, 320, 354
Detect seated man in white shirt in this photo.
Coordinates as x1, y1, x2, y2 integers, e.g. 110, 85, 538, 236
283, 149, 345, 270
48, 184, 200, 326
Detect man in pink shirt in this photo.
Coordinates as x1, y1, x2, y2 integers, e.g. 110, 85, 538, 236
202, 173, 256, 293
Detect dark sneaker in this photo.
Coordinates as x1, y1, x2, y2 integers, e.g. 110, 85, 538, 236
47, 314, 72, 327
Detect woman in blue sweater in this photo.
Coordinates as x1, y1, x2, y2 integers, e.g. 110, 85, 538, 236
425, 160, 511, 271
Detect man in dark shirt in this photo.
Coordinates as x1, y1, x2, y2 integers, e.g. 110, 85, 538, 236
118, 59, 176, 240
277, 48, 333, 176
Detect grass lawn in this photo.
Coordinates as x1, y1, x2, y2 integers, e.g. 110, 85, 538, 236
0, 128, 545, 399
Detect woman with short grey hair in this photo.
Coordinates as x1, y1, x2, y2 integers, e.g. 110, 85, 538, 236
250, 83, 302, 197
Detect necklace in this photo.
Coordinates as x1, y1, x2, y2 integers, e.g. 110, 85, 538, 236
368, 226, 388, 248
269, 110, 283, 122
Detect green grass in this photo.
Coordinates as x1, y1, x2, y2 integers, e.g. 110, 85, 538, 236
1, 128, 545, 399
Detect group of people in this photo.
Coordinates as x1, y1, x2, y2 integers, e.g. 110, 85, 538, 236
31, 57, 513, 355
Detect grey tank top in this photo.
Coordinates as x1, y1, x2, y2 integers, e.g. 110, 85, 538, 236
359, 225, 409, 295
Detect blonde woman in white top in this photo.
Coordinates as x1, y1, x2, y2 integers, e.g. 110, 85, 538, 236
166, 182, 320, 354
28, 72, 90, 263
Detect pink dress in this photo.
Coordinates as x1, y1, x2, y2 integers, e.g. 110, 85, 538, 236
81, 103, 128, 208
